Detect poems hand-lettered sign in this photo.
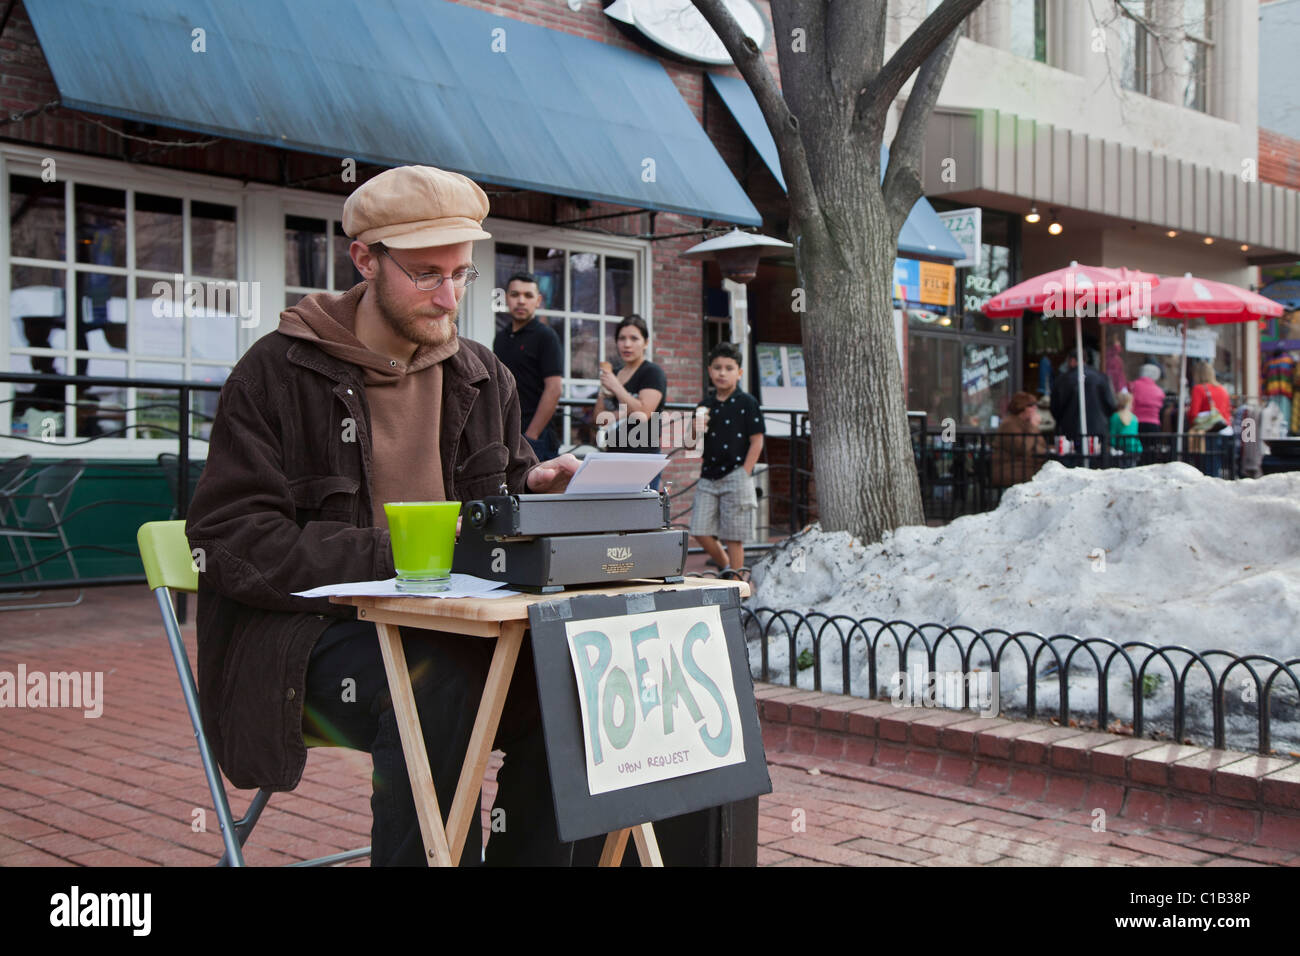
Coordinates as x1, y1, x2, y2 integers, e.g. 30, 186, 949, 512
565, 604, 744, 795
527, 587, 770, 843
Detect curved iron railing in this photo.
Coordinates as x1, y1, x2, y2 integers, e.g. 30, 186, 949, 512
739, 605, 1300, 757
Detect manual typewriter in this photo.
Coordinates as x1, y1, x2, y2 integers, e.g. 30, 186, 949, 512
451, 487, 687, 593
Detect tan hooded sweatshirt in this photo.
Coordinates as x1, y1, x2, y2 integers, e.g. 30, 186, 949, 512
279, 283, 458, 529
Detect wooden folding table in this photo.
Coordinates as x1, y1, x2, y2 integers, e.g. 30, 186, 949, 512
331, 576, 750, 867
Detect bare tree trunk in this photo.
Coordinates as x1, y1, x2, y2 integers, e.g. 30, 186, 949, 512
797, 184, 924, 541
693, 0, 980, 542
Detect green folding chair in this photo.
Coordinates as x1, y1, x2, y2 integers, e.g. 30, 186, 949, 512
137, 520, 370, 867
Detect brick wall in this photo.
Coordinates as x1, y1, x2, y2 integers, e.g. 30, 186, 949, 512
1259, 128, 1300, 190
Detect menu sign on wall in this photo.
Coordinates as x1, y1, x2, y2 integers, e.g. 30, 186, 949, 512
937, 207, 982, 269
894, 258, 956, 307
1125, 325, 1217, 360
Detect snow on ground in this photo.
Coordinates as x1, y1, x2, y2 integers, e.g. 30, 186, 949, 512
747, 461, 1300, 753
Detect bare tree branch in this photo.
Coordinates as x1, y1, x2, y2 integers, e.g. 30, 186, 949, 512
857, 0, 982, 135
767, 0, 830, 133
881, 29, 961, 231
692, 0, 821, 226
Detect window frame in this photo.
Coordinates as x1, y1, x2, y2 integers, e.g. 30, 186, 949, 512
1, 146, 253, 459
474, 219, 652, 450
1181, 0, 1213, 113
1116, 0, 1153, 96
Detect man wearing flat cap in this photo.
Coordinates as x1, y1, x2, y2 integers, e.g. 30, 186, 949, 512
187, 165, 579, 865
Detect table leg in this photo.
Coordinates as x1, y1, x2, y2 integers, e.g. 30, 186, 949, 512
596, 824, 662, 867
445, 619, 525, 865
374, 620, 453, 867
598, 828, 630, 867
632, 823, 663, 867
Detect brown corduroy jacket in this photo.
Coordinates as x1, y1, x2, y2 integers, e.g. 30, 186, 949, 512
185, 322, 536, 792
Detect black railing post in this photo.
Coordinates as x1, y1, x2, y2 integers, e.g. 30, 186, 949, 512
788, 412, 798, 536
177, 385, 191, 625
178, 386, 191, 521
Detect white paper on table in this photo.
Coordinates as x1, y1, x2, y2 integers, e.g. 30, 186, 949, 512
565, 452, 668, 494
292, 574, 518, 600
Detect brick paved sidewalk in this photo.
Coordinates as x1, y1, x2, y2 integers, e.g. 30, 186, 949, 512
0, 587, 1292, 866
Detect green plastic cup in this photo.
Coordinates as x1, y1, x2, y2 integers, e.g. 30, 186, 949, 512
384, 501, 462, 593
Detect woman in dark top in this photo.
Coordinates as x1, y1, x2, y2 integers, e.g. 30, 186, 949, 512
596, 315, 667, 481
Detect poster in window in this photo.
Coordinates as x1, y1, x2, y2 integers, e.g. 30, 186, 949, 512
786, 346, 806, 387
756, 344, 783, 387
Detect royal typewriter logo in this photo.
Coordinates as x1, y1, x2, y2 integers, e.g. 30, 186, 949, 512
606, 546, 632, 562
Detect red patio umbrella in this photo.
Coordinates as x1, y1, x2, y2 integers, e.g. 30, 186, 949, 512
984, 262, 1161, 451
1100, 273, 1283, 450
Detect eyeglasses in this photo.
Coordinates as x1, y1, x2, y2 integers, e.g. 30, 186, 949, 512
380, 247, 479, 292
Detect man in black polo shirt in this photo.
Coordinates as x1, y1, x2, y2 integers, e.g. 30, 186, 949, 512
493, 272, 564, 460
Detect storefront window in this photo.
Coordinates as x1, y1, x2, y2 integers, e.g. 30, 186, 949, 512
283, 212, 361, 306
961, 341, 1015, 428
492, 242, 641, 449
1108, 317, 1242, 416
8, 171, 242, 443
908, 334, 960, 426
904, 205, 1020, 427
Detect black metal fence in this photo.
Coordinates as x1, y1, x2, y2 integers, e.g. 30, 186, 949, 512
740, 604, 1300, 757
0, 371, 219, 597
907, 422, 1238, 523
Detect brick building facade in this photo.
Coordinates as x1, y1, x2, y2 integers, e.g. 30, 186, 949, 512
0, 0, 797, 532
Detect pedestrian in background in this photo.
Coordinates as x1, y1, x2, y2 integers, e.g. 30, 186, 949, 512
493, 272, 563, 460
1188, 360, 1231, 428
1130, 362, 1165, 435
992, 391, 1047, 488
596, 314, 668, 487
1110, 391, 1142, 455
1050, 351, 1117, 453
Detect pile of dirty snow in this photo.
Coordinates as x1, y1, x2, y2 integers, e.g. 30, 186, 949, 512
747, 461, 1300, 752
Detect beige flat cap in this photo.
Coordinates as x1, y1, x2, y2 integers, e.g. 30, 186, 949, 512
343, 165, 491, 248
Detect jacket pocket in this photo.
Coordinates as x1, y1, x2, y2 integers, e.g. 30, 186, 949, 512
455, 442, 509, 499
289, 475, 360, 523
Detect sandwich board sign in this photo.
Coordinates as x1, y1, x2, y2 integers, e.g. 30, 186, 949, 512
527, 586, 770, 842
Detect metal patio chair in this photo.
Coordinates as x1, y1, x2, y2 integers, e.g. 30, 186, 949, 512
0, 458, 85, 610
0, 455, 35, 595
136, 520, 370, 867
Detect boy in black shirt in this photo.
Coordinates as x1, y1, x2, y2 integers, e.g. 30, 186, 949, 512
691, 342, 765, 572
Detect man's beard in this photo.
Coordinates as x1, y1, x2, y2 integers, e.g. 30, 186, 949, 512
372, 270, 458, 348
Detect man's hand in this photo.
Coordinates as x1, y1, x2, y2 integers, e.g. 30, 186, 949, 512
526, 453, 581, 493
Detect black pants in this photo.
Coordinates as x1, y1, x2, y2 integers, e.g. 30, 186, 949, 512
303, 619, 572, 866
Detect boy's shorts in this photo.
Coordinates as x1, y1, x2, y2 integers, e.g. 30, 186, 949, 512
690, 467, 757, 542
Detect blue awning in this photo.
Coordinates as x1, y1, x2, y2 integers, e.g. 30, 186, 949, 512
25, 0, 761, 225
707, 73, 966, 259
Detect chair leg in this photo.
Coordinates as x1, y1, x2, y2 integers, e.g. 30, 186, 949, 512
0, 590, 85, 611
155, 587, 246, 866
